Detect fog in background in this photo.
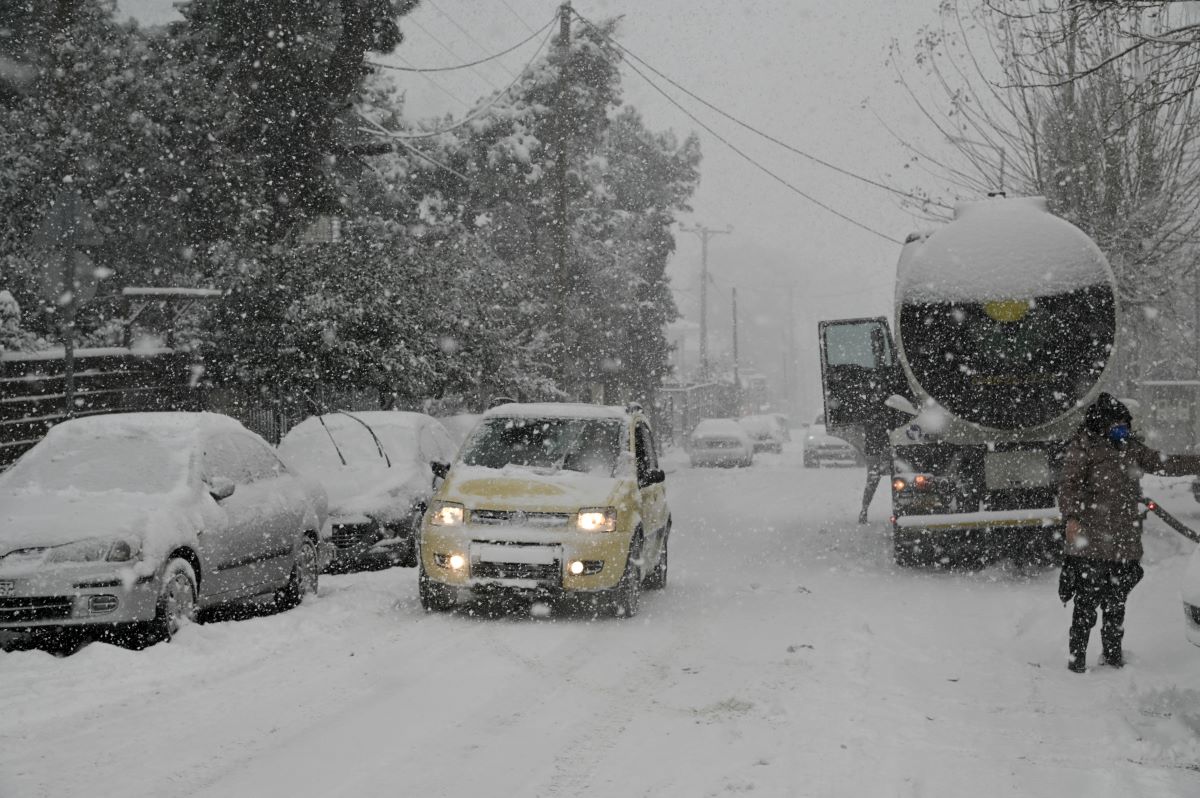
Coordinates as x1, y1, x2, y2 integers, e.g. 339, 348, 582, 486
118, 0, 956, 418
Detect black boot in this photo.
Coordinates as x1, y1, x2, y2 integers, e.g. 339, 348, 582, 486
1067, 653, 1087, 673
1099, 648, 1124, 668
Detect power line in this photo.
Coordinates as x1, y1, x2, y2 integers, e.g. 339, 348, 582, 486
405, 14, 503, 91
368, 14, 552, 74
388, 51, 471, 109
600, 37, 901, 244
359, 25, 554, 141
570, 10, 947, 213
499, 0, 538, 34
426, 0, 519, 79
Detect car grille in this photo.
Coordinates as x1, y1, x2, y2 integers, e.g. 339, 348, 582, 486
0, 596, 73, 623
473, 560, 561, 582
697, 439, 740, 449
471, 509, 571, 528
332, 523, 375, 549
1188, 603, 1200, 627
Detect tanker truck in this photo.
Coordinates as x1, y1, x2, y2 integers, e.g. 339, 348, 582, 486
818, 195, 1117, 567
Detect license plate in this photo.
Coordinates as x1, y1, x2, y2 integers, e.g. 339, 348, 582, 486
0, 580, 14, 597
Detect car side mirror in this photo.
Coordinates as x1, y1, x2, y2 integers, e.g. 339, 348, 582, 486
431, 460, 450, 480
641, 468, 666, 487
209, 477, 236, 502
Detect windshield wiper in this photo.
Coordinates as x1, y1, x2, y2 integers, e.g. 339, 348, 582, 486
299, 389, 346, 466
336, 410, 392, 468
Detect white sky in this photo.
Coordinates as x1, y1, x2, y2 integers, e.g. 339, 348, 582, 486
118, 0, 962, 414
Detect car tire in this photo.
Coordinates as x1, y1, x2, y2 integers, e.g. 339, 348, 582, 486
396, 507, 423, 568
150, 557, 198, 643
611, 535, 643, 618
419, 565, 455, 612
276, 536, 319, 611
644, 524, 669, 591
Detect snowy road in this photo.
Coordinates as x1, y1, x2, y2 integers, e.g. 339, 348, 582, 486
2, 442, 1199, 797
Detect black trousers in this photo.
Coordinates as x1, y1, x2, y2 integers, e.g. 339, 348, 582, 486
1064, 558, 1144, 660
859, 456, 889, 515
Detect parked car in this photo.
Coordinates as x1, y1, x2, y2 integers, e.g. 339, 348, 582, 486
0, 412, 329, 651
278, 411, 457, 570
689, 418, 754, 467
1184, 543, 1200, 647
418, 402, 671, 617
738, 414, 787, 454
802, 414, 862, 468
438, 412, 484, 448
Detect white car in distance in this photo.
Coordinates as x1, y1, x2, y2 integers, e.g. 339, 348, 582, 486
689, 418, 754, 468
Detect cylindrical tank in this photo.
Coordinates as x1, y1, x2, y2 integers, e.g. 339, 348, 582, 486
895, 196, 1117, 432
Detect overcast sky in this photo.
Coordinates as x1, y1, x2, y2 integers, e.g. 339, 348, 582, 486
118, 0, 960, 413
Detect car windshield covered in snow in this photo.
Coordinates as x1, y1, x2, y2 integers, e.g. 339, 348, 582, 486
460, 416, 623, 475
279, 413, 416, 469
1, 429, 186, 494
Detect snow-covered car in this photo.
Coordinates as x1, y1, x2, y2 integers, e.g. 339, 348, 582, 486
418, 402, 671, 616
689, 418, 754, 467
0, 413, 328, 650
438, 412, 484, 448
738, 414, 786, 454
1184, 544, 1200, 647
278, 411, 458, 570
802, 414, 861, 468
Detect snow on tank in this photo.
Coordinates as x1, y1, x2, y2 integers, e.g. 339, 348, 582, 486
895, 196, 1117, 432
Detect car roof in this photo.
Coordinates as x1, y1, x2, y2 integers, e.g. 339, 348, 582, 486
484, 402, 631, 422
48, 411, 245, 440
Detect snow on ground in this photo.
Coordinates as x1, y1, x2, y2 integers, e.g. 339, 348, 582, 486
1, 440, 1198, 797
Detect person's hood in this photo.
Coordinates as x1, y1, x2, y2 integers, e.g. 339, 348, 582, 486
439, 464, 621, 511
0, 488, 200, 568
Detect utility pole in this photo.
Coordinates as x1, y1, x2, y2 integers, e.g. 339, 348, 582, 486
731, 286, 740, 411
553, 2, 572, 387
679, 223, 732, 382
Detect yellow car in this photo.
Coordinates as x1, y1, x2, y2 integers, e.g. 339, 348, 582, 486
418, 403, 671, 617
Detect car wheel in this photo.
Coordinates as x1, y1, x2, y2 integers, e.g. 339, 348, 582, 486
152, 557, 198, 643
611, 534, 643, 618
419, 565, 455, 612
644, 524, 669, 590
276, 536, 319, 610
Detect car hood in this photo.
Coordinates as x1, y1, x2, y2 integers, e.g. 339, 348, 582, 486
0, 489, 205, 572
304, 464, 424, 523
806, 428, 851, 447
439, 464, 621, 511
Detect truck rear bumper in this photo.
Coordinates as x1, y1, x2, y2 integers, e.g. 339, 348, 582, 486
894, 508, 1061, 531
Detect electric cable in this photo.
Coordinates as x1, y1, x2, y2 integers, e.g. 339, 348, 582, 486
368, 16, 553, 73
404, 15, 503, 90
499, 0, 538, 34
359, 24, 554, 141
385, 51, 471, 108
610, 47, 902, 244
571, 9, 948, 212
426, 0, 519, 79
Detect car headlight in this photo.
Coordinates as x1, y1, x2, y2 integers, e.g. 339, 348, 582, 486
429, 501, 465, 527
576, 507, 617, 533
44, 538, 142, 564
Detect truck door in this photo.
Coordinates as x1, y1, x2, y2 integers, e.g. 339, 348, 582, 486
818, 317, 907, 429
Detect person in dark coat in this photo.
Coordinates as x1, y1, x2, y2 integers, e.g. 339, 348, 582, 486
1058, 392, 1200, 673
858, 421, 891, 524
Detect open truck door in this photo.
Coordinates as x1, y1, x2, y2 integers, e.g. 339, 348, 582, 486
818, 317, 907, 433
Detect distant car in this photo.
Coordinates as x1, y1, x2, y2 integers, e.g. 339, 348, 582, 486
738, 414, 786, 454
278, 411, 458, 570
418, 402, 670, 616
689, 418, 754, 467
1184, 544, 1200, 648
802, 413, 861, 468
0, 413, 328, 651
438, 413, 484, 448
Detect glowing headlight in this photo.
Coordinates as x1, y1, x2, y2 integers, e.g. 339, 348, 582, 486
44, 538, 142, 564
576, 507, 617, 533
430, 501, 465, 526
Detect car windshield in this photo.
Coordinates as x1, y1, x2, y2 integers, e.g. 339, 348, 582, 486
2, 431, 188, 494
460, 417, 623, 475
280, 416, 416, 470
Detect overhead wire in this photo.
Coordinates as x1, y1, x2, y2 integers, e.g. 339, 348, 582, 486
367, 16, 553, 73
571, 10, 948, 215
359, 23, 554, 142
581, 27, 900, 243
404, 14, 504, 90
426, 0, 520, 79
385, 51, 471, 108
499, 0, 538, 34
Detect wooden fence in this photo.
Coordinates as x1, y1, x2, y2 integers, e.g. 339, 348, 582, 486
0, 347, 203, 470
